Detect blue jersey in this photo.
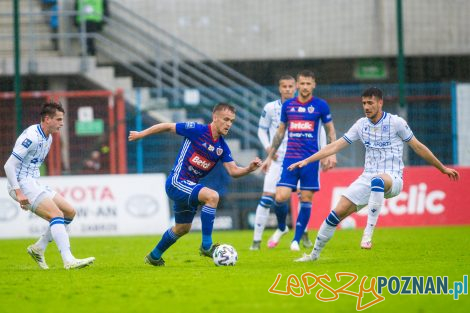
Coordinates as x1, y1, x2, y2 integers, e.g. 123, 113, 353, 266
171, 122, 233, 183
281, 96, 332, 161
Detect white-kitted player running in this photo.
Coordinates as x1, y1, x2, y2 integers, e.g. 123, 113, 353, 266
4, 101, 95, 270
288, 87, 460, 262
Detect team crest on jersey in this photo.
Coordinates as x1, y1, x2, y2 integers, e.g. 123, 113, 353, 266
185, 122, 195, 129
216, 147, 223, 156
298, 106, 306, 113
208, 145, 215, 152
308, 106, 315, 113
21, 138, 32, 148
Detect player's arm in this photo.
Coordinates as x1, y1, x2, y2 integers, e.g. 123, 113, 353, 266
267, 122, 286, 159
257, 127, 270, 155
128, 123, 176, 141
223, 158, 262, 178
322, 121, 338, 169
407, 137, 459, 180
3, 155, 29, 209
288, 138, 349, 171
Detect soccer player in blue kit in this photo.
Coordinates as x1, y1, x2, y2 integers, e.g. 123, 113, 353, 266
262, 70, 337, 251
129, 103, 262, 266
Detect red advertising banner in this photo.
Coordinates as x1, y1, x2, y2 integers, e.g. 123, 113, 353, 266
291, 166, 469, 229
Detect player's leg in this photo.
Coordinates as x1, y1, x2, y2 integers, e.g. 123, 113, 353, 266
292, 162, 320, 250
361, 174, 393, 249
290, 190, 314, 251
295, 196, 357, 262
145, 179, 200, 266
267, 186, 292, 248
34, 196, 94, 269
251, 192, 274, 250
28, 188, 76, 265
198, 187, 220, 256
251, 161, 280, 250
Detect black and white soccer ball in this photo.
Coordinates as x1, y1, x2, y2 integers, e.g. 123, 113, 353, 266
213, 244, 238, 266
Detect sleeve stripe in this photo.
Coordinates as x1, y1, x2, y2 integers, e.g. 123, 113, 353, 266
404, 133, 414, 142
343, 135, 352, 144
12, 152, 23, 161
258, 125, 269, 130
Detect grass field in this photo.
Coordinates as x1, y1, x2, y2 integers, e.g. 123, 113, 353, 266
1, 226, 469, 313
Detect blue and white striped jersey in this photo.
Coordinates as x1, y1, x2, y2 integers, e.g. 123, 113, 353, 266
10, 124, 52, 181
343, 112, 414, 178
281, 96, 332, 161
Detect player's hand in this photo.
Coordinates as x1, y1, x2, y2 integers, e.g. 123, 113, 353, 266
320, 155, 337, 172
261, 158, 272, 174
128, 131, 141, 142
15, 190, 30, 211
442, 167, 459, 181
248, 157, 263, 172
288, 160, 308, 171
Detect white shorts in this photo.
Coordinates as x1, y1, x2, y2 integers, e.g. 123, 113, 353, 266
263, 160, 283, 194
342, 173, 403, 210
8, 177, 56, 212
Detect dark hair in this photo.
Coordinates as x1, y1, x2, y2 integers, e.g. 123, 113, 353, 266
278, 75, 295, 85
40, 101, 65, 121
361, 87, 383, 100
296, 70, 315, 80
212, 102, 236, 114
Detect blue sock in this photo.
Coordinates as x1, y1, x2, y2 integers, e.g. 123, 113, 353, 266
273, 201, 288, 231
151, 228, 179, 260
293, 202, 312, 242
201, 205, 216, 250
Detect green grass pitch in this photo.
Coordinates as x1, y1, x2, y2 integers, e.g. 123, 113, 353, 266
0, 226, 469, 313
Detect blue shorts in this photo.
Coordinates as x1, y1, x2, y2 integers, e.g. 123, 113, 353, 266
277, 159, 320, 191
165, 176, 204, 224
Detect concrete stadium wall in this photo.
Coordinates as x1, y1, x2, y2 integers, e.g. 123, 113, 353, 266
117, 0, 470, 61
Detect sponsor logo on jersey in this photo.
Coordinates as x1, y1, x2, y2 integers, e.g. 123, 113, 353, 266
208, 145, 215, 152
216, 147, 223, 156
308, 106, 315, 113
189, 153, 215, 170
298, 106, 306, 113
21, 138, 32, 148
289, 120, 314, 132
382, 125, 390, 132
290, 107, 296, 112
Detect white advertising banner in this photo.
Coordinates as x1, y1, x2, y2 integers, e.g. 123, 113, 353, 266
0, 174, 170, 238
457, 83, 470, 166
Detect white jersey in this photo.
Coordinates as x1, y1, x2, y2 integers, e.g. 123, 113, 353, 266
258, 99, 288, 162
343, 112, 414, 178
10, 124, 53, 182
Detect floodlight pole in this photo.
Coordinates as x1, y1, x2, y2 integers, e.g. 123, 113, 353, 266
396, 0, 406, 108
14, 0, 22, 136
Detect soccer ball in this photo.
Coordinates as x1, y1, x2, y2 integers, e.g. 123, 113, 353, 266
213, 244, 238, 266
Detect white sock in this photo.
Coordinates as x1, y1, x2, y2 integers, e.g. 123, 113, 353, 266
364, 190, 384, 238
311, 221, 337, 257
36, 218, 73, 251
35, 227, 52, 251
253, 204, 270, 241
49, 218, 75, 264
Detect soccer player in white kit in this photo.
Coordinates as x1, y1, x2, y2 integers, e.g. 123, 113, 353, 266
250, 75, 330, 251
4, 101, 95, 269
288, 87, 460, 262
